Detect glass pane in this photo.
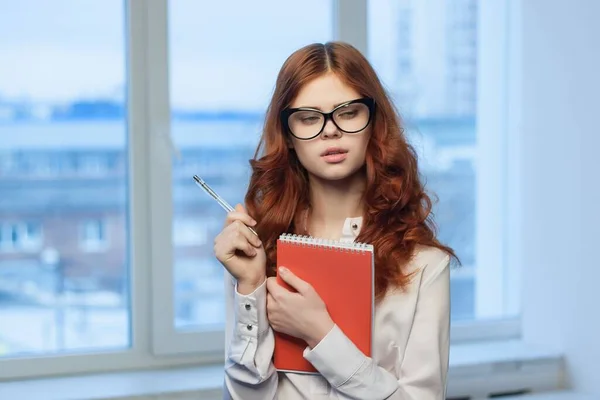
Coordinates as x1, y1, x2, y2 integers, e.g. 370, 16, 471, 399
169, 0, 333, 331
368, 0, 480, 321
0, 1, 130, 357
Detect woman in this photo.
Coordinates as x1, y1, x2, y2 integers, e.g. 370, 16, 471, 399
214, 41, 457, 399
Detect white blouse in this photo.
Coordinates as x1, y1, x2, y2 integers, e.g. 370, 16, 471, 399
223, 216, 451, 399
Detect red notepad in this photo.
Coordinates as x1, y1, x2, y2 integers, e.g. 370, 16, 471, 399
274, 234, 374, 374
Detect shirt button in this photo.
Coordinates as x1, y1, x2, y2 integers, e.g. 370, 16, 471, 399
351, 223, 358, 230
245, 303, 251, 311
246, 324, 253, 331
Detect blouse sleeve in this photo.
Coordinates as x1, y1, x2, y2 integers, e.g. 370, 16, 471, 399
222, 274, 279, 400
303, 254, 451, 399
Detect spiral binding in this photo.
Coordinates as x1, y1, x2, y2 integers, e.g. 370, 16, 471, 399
278, 233, 374, 253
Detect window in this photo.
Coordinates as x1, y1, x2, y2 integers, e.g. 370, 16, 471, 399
0, 222, 43, 252
78, 155, 109, 175
0, 0, 518, 383
368, 0, 517, 327
155, 0, 334, 353
0, 0, 130, 362
172, 218, 207, 246
79, 219, 108, 252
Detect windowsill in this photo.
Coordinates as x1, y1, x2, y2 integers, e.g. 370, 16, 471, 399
0, 340, 565, 400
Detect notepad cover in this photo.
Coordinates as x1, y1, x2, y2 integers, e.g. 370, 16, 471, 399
273, 235, 374, 374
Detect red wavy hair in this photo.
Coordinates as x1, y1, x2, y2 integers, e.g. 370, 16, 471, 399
245, 42, 457, 301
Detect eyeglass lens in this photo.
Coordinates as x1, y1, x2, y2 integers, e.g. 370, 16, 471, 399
287, 102, 370, 139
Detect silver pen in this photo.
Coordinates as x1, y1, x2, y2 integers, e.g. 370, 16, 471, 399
193, 175, 259, 237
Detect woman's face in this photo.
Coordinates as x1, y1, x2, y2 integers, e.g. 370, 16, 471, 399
286, 73, 371, 182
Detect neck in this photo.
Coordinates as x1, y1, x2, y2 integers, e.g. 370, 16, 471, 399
305, 170, 366, 239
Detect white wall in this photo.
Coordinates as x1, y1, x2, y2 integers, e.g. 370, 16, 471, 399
519, 0, 600, 393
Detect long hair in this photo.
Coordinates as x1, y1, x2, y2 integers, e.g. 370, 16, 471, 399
245, 42, 457, 301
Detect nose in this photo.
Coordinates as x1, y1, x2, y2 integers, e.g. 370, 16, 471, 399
321, 119, 341, 139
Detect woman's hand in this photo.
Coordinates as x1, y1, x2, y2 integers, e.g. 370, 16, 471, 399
266, 266, 335, 348
213, 204, 266, 293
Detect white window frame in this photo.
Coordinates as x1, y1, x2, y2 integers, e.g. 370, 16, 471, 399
0, 0, 520, 381
474, 0, 522, 325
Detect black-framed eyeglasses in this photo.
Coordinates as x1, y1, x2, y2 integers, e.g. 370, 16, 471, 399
281, 97, 375, 140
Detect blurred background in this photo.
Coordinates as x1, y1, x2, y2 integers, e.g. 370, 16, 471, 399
0, 1, 598, 399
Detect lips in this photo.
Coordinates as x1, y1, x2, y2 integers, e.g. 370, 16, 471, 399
320, 147, 348, 157
321, 147, 349, 164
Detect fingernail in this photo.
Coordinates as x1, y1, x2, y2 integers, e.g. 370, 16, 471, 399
279, 266, 288, 274
250, 219, 257, 226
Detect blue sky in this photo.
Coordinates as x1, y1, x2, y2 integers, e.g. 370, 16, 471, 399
0, 0, 341, 111
0, 1, 126, 103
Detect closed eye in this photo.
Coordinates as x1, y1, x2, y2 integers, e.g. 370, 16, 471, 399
337, 111, 357, 119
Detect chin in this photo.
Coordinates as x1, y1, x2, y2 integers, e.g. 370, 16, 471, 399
311, 164, 365, 182
315, 172, 352, 181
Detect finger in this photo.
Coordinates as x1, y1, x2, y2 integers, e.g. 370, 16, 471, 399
219, 224, 258, 257
225, 210, 257, 229
266, 277, 279, 294
213, 238, 253, 260
231, 234, 258, 257
227, 220, 262, 248
278, 266, 311, 295
266, 277, 289, 301
267, 293, 275, 312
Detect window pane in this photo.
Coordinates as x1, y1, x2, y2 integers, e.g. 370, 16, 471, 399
169, 0, 333, 331
368, 0, 491, 322
0, 1, 130, 357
